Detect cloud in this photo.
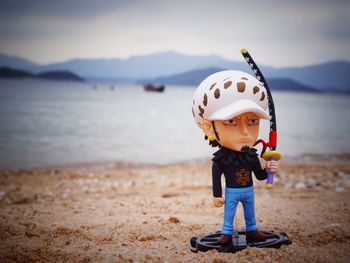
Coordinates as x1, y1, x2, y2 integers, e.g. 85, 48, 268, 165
0, 0, 135, 19
0, 0, 349, 66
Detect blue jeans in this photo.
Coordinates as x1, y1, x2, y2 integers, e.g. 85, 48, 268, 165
222, 186, 257, 235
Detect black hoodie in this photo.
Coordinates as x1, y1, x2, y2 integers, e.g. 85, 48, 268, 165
211, 147, 267, 197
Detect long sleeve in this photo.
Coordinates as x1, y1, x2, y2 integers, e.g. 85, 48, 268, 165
251, 156, 268, 181
212, 161, 223, 197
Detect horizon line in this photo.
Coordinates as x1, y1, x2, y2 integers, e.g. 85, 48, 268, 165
0, 50, 349, 69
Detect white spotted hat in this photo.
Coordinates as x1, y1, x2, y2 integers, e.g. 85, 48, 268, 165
192, 70, 270, 127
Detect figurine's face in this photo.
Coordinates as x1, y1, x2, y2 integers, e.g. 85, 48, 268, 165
215, 112, 260, 151
202, 112, 260, 151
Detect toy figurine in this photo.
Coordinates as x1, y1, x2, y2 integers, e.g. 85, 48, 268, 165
192, 69, 279, 245
190, 50, 291, 253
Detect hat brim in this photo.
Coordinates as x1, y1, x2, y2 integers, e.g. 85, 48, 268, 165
207, 99, 270, 120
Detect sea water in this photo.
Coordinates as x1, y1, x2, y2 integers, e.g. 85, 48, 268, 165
0, 79, 349, 170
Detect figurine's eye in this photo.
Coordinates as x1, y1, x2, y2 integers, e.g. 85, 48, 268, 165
248, 118, 259, 125
223, 119, 238, 126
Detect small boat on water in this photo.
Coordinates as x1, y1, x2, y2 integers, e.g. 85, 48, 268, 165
144, 84, 165, 92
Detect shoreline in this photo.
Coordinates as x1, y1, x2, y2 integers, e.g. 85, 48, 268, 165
1, 152, 350, 173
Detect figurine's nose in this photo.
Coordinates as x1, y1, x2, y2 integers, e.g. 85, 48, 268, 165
239, 122, 249, 135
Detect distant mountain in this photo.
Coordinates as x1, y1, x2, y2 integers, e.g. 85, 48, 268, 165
0, 54, 41, 72
0, 52, 349, 92
264, 61, 350, 92
40, 51, 252, 79
0, 51, 254, 79
150, 67, 223, 86
0, 67, 33, 78
150, 68, 319, 92
267, 78, 318, 92
0, 67, 84, 82
36, 71, 84, 81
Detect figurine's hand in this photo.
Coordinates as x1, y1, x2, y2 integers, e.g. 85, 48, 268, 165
266, 160, 279, 174
213, 197, 224, 207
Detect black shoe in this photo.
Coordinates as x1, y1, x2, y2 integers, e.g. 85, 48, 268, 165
218, 234, 232, 245
246, 230, 266, 242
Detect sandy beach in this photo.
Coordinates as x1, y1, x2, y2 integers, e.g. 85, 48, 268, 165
1, 155, 350, 262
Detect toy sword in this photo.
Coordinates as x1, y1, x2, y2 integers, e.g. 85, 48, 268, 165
241, 48, 281, 189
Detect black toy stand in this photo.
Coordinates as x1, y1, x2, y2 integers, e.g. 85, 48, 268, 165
190, 231, 292, 253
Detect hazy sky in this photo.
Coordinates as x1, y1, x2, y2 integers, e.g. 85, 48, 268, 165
0, 0, 349, 67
